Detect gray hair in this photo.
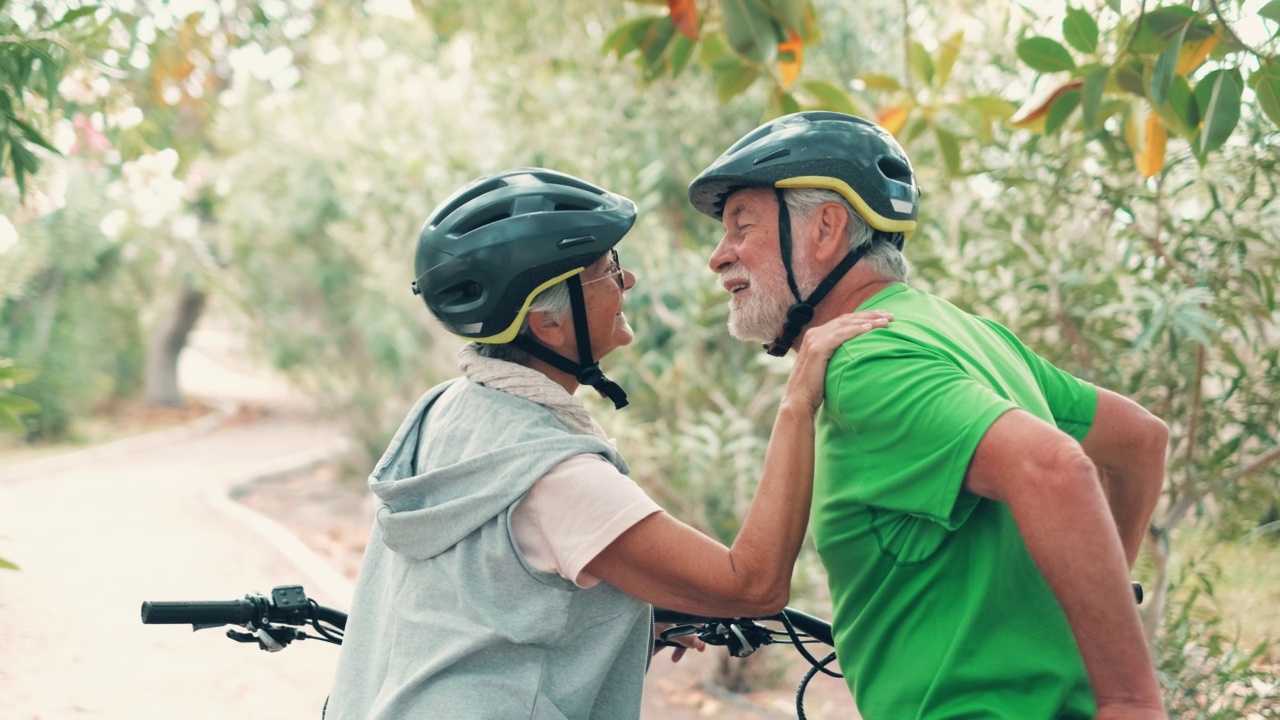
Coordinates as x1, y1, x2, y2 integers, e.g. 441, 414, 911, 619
783, 188, 908, 284
472, 280, 572, 364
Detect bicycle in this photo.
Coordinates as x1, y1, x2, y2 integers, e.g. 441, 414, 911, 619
141, 584, 843, 718
140, 582, 1144, 719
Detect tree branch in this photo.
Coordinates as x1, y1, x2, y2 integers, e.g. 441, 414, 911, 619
1121, 0, 1148, 58
1205, 0, 1275, 64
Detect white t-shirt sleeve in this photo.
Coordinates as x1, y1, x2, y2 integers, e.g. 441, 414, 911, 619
511, 453, 662, 589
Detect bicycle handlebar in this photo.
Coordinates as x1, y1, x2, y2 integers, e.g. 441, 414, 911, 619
141, 598, 263, 626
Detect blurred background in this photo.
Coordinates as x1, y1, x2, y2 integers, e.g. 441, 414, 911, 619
1, 0, 1278, 717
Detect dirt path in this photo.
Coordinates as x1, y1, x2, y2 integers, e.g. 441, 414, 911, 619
0, 411, 348, 720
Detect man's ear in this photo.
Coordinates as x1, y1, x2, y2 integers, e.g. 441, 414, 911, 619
811, 202, 850, 264
527, 310, 567, 349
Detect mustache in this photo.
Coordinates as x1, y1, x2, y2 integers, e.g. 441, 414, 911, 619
720, 267, 751, 286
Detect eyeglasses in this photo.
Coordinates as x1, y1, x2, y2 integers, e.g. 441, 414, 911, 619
581, 248, 625, 289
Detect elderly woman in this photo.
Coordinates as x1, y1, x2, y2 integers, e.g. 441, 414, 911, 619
325, 168, 891, 719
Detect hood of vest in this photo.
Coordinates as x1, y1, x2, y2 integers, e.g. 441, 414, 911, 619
367, 380, 626, 561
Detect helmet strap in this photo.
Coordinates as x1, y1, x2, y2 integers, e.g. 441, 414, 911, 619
512, 274, 629, 409
764, 188, 871, 357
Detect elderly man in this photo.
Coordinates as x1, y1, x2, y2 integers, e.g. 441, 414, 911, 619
689, 112, 1169, 720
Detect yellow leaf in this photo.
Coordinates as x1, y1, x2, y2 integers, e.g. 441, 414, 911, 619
1010, 78, 1083, 127
1135, 112, 1167, 179
668, 0, 699, 41
876, 105, 908, 136
1175, 32, 1219, 77
778, 32, 803, 89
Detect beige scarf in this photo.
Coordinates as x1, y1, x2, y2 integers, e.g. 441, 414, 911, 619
457, 343, 611, 443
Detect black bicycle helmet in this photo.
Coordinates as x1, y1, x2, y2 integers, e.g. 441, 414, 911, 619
688, 112, 920, 356
689, 111, 919, 234
411, 168, 637, 408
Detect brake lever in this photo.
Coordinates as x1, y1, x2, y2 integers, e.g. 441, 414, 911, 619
659, 625, 701, 642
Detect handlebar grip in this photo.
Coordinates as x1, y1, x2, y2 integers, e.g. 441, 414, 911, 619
140, 599, 259, 625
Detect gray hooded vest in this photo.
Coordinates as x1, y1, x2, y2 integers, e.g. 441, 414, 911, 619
325, 379, 652, 719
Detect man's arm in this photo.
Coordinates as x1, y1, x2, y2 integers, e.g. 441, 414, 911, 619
964, 409, 1166, 718
1081, 388, 1168, 568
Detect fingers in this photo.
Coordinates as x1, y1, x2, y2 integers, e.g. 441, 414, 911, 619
805, 311, 892, 356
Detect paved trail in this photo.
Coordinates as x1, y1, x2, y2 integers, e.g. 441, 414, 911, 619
0, 413, 349, 720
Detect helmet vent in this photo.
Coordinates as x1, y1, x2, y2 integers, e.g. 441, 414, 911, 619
554, 201, 595, 212
878, 157, 912, 183
753, 147, 791, 165
440, 280, 485, 307
455, 211, 511, 235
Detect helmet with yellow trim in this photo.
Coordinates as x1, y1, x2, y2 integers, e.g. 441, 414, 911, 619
688, 111, 919, 239
412, 168, 637, 342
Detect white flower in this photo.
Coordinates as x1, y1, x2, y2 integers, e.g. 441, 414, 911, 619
53, 119, 77, 154
0, 216, 18, 255
100, 209, 129, 240
58, 68, 110, 105
120, 149, 186, 228
170, 213, 199, 240
364, 0, 415, 21
108, 107, 145, 131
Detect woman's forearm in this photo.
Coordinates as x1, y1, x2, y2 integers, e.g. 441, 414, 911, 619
723, 400, 817, 613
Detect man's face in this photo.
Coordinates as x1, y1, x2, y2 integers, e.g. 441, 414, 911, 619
707, 188, 798, 342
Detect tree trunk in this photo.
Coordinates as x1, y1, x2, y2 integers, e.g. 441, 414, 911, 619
144, 278, 206, 407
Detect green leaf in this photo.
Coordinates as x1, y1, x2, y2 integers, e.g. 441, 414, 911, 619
1260, 0, 1280, 24
801, 79, 856, 114
966, 94, 1016, 119
935, 30, 964, 87
640, 16, 676, 72
0, 394, 39, 415
762, 0, 806, 35
723, 0, 777, 63
716, 63, 761, 103
0, 556, 19, 571
602, 17, 654, 58
0, 408, 27, 433
1114, 60, 1146, 96
697, 31, 734, 67
1081, 65, 1109, 131
1130, 8, 1211, 54
909, 40, 934, 86
934, 126, 962, 175
669, 33, 696, 79
1250, 64, 1280, 129
1153, 75, 1197, 138
1016, 37, 1076, 73
1151, 21, 1188, 106
9, 116, 58, 154
763, 87, 801, 119
50, 5, 99, 29
11, 139, 37, 196
1194, 69, 1242, 156
1044, 89, 1081, 133
858, 72, 901, 91
1063, 8, 1099, 54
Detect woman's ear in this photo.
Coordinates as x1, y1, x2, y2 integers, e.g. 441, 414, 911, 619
527, 310, 567, 349
812, 201, 850, 264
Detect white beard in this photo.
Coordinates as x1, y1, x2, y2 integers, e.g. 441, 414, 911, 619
726, 240, 823, 343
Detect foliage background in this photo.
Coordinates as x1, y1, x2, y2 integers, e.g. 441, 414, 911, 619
2, 0, 1278, 710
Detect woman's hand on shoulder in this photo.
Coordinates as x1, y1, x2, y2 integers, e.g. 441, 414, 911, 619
786, 310, 892, 415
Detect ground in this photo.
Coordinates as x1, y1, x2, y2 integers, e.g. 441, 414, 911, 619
233, 461, 864, 720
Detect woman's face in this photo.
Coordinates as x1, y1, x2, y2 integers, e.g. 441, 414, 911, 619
575, 248, 636, 362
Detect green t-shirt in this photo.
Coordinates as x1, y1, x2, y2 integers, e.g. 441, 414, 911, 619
813, 284, 1099, 719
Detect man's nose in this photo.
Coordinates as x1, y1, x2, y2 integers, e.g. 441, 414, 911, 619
708, 234, 734, 273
